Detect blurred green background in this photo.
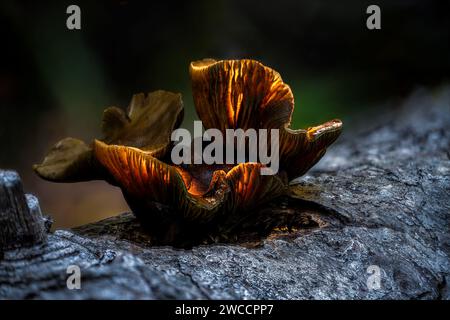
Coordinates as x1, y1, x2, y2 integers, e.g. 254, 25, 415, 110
0, 0, 449, 228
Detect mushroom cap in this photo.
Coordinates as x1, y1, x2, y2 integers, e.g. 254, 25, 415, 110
33, 90, 183, 182
93, 140, 287, 223
190, 59, 342, 179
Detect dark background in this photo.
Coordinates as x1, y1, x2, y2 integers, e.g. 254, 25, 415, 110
0, 0, 449, 228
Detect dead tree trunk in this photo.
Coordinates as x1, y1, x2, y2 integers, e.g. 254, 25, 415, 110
0, 87, 449, 299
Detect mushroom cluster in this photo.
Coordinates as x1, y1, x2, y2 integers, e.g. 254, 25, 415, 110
34, 59, 342, 242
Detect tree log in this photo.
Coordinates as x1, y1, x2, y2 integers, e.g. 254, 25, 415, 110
0, 87, 449, 299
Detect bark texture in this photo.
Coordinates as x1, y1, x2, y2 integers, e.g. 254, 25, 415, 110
0, 171, 47, 250
0, 88, 449, 299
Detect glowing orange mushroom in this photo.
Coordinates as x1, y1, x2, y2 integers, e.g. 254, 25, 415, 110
34, 59, 342, 240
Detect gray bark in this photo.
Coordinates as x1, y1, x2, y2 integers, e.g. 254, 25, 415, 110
0, 87, 449, 299
0, 171, 47, 250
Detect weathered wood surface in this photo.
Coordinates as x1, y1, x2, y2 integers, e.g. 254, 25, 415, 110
0, 88, 449, 299
0, 171, 47, 250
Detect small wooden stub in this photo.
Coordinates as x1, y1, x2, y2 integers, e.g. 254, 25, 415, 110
0, 170, 47, 251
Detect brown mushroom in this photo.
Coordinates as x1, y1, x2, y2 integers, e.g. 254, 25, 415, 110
34, 59, 342, 240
